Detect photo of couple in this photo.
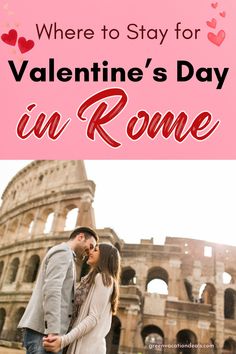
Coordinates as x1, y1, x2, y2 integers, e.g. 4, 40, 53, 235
0, 160, 236, 354
18, 226, 121, 354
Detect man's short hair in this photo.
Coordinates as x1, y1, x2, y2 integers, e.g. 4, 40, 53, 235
69, 226, 98, 242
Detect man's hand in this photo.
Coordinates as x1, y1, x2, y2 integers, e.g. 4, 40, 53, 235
43, 335, 61, 353
47, 333, 58, 342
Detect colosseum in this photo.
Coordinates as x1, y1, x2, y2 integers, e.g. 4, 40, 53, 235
0, 160, 236, 354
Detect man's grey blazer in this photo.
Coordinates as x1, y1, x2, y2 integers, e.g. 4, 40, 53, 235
18, 242, 75, 335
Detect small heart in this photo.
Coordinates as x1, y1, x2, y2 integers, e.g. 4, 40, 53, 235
18, 36, 34, 53
220, 11, 226, 17
211, 2, 218, 8
206, 18, 217, 29
1, 28, 17, 46
208, 30, 225, 46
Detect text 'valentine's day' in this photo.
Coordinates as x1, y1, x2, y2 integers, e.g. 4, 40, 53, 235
8, 58, 229, 89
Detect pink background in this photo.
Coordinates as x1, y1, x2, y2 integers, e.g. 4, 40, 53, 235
1, 0, 235, 159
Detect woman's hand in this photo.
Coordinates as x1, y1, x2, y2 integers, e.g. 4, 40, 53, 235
43, 335, 62, 353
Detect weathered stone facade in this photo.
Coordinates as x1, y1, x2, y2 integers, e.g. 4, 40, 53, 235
0, 160, 236, 354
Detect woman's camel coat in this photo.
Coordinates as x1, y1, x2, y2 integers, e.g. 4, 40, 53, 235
61, 273, 114, 354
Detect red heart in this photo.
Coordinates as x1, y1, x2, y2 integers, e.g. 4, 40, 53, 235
220, 11, 226, 17
208, 30, 225, 46
18, 36, 34, 53
1, 29, 17, 46
206, 18, 217, 29
211, 2, 218, 8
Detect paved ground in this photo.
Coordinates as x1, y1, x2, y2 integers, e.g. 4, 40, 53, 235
0, 347, 25, 354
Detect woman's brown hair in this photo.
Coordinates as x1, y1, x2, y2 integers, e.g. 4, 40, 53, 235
87, 243, 121, 314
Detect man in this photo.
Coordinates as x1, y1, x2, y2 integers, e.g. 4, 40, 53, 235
18, 226, 98, 354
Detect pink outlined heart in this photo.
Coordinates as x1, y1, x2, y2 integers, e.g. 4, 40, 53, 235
1, 29, 17, 46
208, 30, 225, 46
211, 2, 218, 9
206, 18, 217, 29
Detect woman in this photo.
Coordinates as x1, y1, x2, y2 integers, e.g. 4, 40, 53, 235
43, 243, 120, 354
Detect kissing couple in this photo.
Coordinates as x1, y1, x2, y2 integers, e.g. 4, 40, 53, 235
18, 226, 121, 354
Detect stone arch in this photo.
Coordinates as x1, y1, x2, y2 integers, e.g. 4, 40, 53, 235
23, 255, 40, 282
10, 307, 25, 342
33, 207, 54, 234
43, 209, 55, 234
199, 283, 216, 306
223, 338, 236, 353
146, 267, 168, 294
224, 288, 236, 319
106, 315, 121, 354
223, 271, 234, 285
6, 257, 20, 283
114, 242, 121, 252
0, 308, 6, 337
64, 206, 79, 231
7, 218, 18, 237
0, 261, 4, 281
141, 325, 164, 353
8, 219, 18, 232
21, 212, 35, 235
184, 279, 193, 301
121, 266, 136, 285
176, 329, 198, 354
